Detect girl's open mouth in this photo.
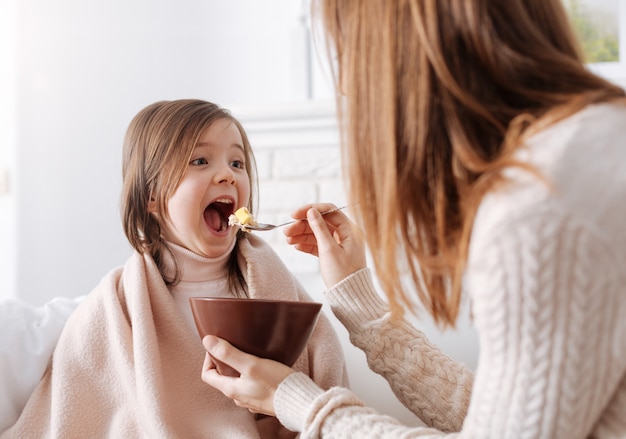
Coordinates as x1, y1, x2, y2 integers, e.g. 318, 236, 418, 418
203, 201, 235, 233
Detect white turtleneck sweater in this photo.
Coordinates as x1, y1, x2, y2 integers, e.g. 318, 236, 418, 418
162, 241, 236, 333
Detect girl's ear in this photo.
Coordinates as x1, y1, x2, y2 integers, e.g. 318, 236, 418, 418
148, 197, 157, 213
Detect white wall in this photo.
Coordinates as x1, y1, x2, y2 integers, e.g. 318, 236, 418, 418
0, 0, 17, 301
0, 0, 485, 428
6, 0, 326, 305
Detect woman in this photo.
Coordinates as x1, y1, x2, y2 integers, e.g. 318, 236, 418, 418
201, 1, 626, 437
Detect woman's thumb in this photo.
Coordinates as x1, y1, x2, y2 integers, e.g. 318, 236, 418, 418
306, 208, 335, 249
203, 335, 242, 377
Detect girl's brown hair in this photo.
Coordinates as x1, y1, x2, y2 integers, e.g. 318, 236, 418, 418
314, 0, 626, 326
121, 99, 258, 294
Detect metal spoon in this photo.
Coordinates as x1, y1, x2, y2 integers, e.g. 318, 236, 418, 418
239, 205, 348, 232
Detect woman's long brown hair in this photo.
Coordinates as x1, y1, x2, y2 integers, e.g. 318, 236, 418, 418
314, 0, 626, 326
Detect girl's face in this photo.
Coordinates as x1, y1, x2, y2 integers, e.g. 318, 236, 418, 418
157, 118, 251, 258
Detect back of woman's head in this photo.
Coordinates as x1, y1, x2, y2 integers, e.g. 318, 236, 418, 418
315, 0, 625, 325
121, 99, 257, 274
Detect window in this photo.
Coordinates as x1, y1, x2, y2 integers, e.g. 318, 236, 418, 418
563, 0, 626, 80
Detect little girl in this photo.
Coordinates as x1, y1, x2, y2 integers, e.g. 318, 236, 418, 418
2, 99, 348, 438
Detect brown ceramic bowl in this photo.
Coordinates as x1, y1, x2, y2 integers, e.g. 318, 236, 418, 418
189, 297, 323, 376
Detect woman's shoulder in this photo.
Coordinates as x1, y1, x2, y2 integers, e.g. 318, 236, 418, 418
478, 102, 626, 230
470, 101, 626, 267
524, 100, 626, 167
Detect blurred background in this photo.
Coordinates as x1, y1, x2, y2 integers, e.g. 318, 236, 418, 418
0, 0, 624, 426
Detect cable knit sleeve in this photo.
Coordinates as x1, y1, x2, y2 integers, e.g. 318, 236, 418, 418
324, 269, 473, 430
275, 268, 473, 437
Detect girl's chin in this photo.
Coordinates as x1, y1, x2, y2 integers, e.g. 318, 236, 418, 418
194, 233, 237, 258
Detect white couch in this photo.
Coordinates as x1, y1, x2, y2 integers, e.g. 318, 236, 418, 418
0, 296, 84, 432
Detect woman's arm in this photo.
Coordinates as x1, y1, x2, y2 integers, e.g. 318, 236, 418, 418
274, 206, 625, 438
202, 206, 472, 436
323, 269, 473, 431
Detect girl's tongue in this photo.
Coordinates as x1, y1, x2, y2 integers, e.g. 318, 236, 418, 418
204, 206, 228, 232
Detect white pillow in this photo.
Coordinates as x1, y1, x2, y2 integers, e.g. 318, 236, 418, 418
0, 296, 84, 432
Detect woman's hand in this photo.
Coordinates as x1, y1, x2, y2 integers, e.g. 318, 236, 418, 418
284, 203, 367, 288
201, 335, 295, 416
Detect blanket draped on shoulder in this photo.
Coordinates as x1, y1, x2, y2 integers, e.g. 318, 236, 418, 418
2, 235, 347, 438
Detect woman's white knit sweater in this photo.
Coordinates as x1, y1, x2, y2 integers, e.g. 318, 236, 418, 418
274, 101, 626, 438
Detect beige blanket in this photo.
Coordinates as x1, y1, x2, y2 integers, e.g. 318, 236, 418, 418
3, 235, 347, 438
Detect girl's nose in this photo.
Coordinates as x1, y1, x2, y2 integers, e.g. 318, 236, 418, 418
214, 163, 235, 184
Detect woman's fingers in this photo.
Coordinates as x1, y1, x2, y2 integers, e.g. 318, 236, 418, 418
284, 203, 367, 286
202, 351, 215, 371
201, 335, 294, 416
305, 207, 341, 252
306, 208, 362, 286
202, 335, 246, 375
284, 203, 344, 255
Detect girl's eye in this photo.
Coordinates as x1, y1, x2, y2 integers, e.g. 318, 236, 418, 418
190, 157, 208, 166
231, 160, 244, 169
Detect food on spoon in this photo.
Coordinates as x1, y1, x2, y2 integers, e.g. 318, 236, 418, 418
228, 207, 258, 232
